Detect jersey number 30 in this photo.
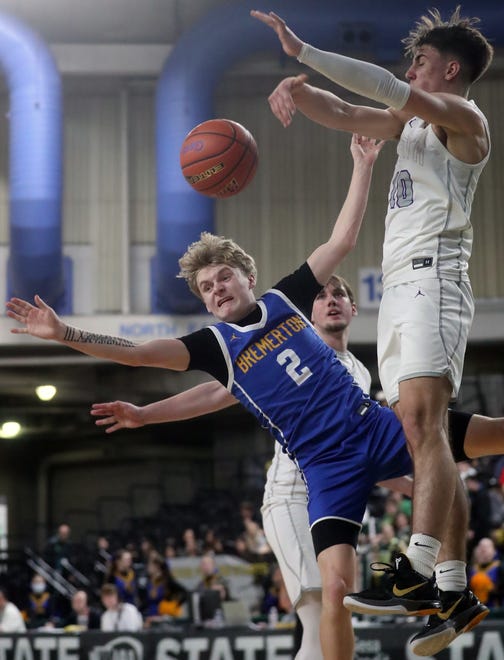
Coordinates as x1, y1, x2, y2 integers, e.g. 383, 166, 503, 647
277, 349, 313, 386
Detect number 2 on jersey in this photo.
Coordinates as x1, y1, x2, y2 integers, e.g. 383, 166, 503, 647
277, 349, 313, 386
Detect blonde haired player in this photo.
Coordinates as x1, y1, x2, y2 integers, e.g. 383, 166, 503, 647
8, 134, 387, 660
92, 274, 370, 660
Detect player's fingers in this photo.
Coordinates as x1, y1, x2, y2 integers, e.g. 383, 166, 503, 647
94, 416, 117, 426
10, 327, 29, 335
292, 73, 309, 88
5, 309, 25, 323
268, 12, 286, 26
6, 298, 32, 315
269, 101, 290, 128
269, 91, 295, 126
90, 403, 113, 414
250, 10, 273, 26
34, 294, 50, 309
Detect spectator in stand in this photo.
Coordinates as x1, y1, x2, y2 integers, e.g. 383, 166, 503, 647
262, 563, 294, 620
195, 553, 230, 602
105, 549, 138, 606
100, 583, 143, 632
0, 587, 26, 632
141, 552, 187, 623
201, 527, 224, 555
469, 537, 504, 609
243, 519, 272, 560
234, 534, 253, 562
44, 524, 74, 573
23, 574, 57, 629
179, 528, 202, 557
139, 537, 157, 566
379, 494, 400, 528
63, 590, 101, 630
239, 501, 272, 560
392, 510, 411, 548
163, 539, 177, 562
465, 471, 496, 556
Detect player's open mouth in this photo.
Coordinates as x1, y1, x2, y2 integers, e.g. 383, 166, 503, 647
218, 297, 233, 307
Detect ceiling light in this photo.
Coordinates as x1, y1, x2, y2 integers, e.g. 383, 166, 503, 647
0, 422, 21, 439
36, 385, 57, 401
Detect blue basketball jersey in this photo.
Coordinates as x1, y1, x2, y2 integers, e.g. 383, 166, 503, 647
209, 287, 379, 472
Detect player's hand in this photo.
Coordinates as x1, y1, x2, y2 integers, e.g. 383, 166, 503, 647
250, 10, 303, 58
6, 295, 65, 340
350, 134, 386, 166
91, 401, 144, 433
268, 74, 308, 127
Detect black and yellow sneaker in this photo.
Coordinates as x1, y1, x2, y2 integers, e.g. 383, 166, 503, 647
343, 553, 441, 616
409, 588, 489, 656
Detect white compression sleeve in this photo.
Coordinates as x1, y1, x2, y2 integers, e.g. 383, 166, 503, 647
298, 43, 411, 110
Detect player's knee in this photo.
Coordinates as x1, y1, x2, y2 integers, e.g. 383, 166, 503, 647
400, 411, 444, 449
322, 574, 350, 610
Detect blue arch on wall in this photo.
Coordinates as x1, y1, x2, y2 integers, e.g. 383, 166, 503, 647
0, 11, 69, 312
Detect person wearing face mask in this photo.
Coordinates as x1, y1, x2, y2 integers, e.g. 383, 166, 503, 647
23, 573, 57, 629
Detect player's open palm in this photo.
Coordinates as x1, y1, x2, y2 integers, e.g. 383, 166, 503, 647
91, 401, 144, 433
6, 294, 64, 340
250, 11, 303, 58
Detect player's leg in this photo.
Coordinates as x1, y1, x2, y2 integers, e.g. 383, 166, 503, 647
410, 474, 489, 656
261, 497, 323, 660
380, 280, 486, 654
396, 375, 457, 543
379, 281, 470, 578
316, 542, 357, 660
343, 407, 440, 617
295, 591, 323, 660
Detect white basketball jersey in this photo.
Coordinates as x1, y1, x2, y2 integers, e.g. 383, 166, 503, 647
263, 349, 371, 502
382, 102, 490, 288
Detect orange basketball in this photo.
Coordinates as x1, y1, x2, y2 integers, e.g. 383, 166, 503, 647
180, 119, 258, 199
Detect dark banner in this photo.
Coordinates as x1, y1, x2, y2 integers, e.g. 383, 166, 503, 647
0, 621, 503, 659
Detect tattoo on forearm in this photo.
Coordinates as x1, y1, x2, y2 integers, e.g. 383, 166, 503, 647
63, 326, 136, 347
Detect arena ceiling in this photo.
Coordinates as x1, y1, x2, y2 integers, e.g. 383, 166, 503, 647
0, 0, 221, 45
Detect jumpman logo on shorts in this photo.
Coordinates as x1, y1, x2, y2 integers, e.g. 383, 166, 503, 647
415, 288, 425, 298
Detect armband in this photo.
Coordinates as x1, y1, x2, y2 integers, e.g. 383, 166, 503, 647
298, 43, 411, 110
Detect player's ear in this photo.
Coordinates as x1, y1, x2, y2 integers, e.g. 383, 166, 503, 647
351, 302, 358, 317
445, 59, 460, 81
248, 273, 256, 289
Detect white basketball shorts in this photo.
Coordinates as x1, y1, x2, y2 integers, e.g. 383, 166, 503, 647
377, 279, 474, 407
261, 497, 321, 607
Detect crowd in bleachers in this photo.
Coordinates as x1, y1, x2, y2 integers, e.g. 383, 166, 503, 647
0, 495, 292, 632
2, 455, 504, 633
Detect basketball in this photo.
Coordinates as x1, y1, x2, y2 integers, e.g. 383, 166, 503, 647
180, 119, 258, 199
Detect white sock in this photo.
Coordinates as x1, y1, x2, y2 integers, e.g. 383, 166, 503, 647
407, 534, 441, 578
435, 561, 467, 593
